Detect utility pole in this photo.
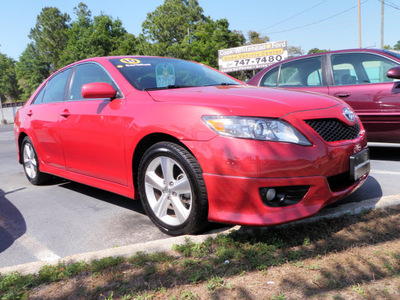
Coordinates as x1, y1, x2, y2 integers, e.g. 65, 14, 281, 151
381, 0, 385, 48
358, 0, 362, 48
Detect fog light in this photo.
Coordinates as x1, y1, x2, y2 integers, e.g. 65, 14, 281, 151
260, 188, 277, 203
259, 186, 310, 207
265, 188, 276, 201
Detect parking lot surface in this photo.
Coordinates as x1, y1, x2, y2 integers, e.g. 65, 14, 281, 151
1, 124, 399, 270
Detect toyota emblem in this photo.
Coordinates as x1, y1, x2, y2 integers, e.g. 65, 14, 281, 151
343, 107, 356, 123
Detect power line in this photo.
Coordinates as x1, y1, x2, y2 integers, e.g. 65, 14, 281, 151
257, 0, 328, 32
378, 0, 400, 10
263, 0, 369, 35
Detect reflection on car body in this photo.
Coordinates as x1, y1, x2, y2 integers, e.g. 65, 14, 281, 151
14, 56, 369, 235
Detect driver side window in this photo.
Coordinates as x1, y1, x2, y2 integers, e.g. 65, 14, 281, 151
331, 53, 399, 86
69, 63, 115, 100
260, 57, 322, 88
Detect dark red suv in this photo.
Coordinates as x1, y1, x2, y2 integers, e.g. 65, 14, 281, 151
247, 49, 400, 143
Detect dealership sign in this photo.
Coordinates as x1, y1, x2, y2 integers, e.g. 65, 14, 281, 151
218, 40, 288, 73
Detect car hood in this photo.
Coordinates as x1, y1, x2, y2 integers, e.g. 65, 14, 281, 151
147, 85, 342, 118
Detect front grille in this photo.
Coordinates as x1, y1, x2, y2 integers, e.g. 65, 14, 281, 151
305, 119, 360, 142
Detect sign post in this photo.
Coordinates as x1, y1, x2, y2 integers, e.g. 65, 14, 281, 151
218, 40, 288, 73
0, 96, 5, 125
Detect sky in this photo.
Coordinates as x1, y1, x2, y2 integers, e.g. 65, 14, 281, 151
0, 0, 399, 61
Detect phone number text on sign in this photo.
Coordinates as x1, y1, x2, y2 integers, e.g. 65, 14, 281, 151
235, 55, 283, 67
220, 54, 285, 73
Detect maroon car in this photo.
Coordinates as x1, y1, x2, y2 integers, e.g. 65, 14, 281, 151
247, 49, 400, 143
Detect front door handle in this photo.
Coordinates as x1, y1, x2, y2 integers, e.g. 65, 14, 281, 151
334, 92, 351, 98
60, 109, 70, 118
27, 110, 33, 116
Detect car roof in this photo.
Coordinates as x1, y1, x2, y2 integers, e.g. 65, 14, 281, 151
249, 48, 394, 80
248, 48, 400, 85
284, 48, 388, 63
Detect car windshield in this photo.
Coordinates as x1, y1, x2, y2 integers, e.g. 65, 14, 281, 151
109, 57, 242, 91
383, 49, 400, 60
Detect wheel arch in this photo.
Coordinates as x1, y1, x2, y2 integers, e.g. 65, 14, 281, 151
131, 133, 198, 197
17, 132, 29, 164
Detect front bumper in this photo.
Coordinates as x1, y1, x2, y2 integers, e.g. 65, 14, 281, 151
204, 172, 367, 226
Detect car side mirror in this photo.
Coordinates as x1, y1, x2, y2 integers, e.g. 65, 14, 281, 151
387, 66, 400, 79
81, 82, 117, 99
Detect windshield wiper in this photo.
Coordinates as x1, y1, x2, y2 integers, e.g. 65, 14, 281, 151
143, 85, 194, 91
203, 83, 241, 87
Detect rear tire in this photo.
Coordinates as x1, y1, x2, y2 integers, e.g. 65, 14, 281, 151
138, 142, 208, 236
21, 137, 51, 185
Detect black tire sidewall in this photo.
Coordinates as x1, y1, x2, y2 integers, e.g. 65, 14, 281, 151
21, 137, 48, 185
138, 142, 207, 236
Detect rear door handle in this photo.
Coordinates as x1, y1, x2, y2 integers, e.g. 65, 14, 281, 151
27, 110, 33, 116
60, 109, 70, 118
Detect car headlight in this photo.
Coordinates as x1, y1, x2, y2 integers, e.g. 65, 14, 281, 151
202, 116, 311, 146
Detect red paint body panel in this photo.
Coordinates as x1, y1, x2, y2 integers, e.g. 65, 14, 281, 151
82, 82, 116, 99
148, 85, 340, 117
14, 56, 370, 228
59, 98, 129, 185
204, 173, 367, 226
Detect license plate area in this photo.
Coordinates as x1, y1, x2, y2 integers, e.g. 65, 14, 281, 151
350, 149, 370, 181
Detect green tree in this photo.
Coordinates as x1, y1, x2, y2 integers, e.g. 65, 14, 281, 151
89, 14, 129, 56
142, 0, 205, 46
0, 53, 20, 102
61, 3, 138, 65
287, 46, 304, 58
307, 48, 329, 54
141, 0, 245, 67
29, 7, 70, 72
141, 0, 208, 58
111, 33, 139, 56
247, 30, 269, 45
394, 41, 400, 50
185, 18, 245, 68
60, 3, 93, 65
16, 43, 50, 100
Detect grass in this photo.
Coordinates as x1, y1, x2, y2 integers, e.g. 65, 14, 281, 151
1, 206, 400, 299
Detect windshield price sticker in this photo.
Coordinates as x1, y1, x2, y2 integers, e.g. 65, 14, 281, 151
156, 63, 175, 87
218, 41, 288, 73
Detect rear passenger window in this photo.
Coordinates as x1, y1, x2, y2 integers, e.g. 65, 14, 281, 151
307, 70, 322, 86
277, 57, 322, 88
41, 69, 71, 103
279, 66, 301, 87
32, 86, 46, 104
260, 67, 279, 87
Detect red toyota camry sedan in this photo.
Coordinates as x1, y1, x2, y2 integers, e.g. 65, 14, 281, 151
14, 56, 370, 235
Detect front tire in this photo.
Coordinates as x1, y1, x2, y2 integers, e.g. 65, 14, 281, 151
21, 137, 51, 185
138, 142, 208, 236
